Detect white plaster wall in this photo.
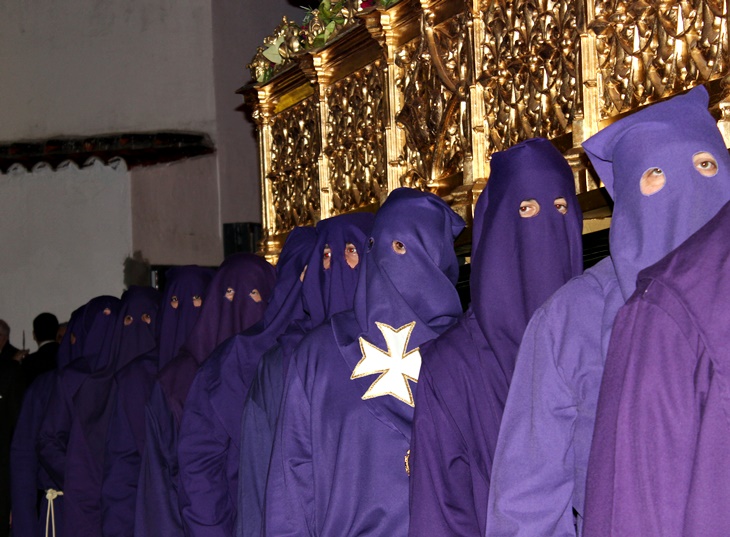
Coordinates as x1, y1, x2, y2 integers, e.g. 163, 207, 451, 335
0, 0, 306, 314
0, 0, 215, 140
0, 163, 132, 345
131, 155, 222, 266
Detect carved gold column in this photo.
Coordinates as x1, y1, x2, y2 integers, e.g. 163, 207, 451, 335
363, 1, 421, 196
469, 0, 490, 185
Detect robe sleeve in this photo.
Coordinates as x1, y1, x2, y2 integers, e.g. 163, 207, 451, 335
583, 289, 702, 536
486, 308, 577, 537
408, 365, 477, 537
263, 358, 314, 536
10, 377, 46, 537
134, 384, 183, 537
37, 375, 71, 489
177, 369, 235, 537
237, 348, 283, 537
101, 381, 140, 537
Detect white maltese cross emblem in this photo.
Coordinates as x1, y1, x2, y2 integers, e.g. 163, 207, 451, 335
350, 321, 422, 407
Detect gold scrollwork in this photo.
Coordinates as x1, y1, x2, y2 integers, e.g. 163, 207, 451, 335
396, 13, 472, 193
268, 96, 322, 232
480, 0, 578, 150
325, 61, 389, 214
590, 0, 728, 116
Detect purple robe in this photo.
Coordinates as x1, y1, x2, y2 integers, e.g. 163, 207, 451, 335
264, 188, 464, 536
136, 254, 276, 537
236, 216, 373, 537
582, 187, 730, 531
37, 296, 120, 537
486, 85, 730, 536
101, 267, 212, 537
10, 310, 84, 537
408, 138, 584, 536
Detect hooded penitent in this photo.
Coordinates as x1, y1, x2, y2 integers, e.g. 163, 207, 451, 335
135, 254, 275, 537
156, 266, 216, 370
177, 226, 318, 537
65, 287, 161, 536
157, 252, 276, 424
264, 188, 464, 537
486, 86, 730, 537
101, 267, 213, 537
409, 138, 583, 536
236, 214, 374, 537
582, 88, 730, 536
583, 85, 730, 300
37, 295, 120, 537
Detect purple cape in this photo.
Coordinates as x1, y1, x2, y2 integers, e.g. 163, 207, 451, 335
408, 138, 583, 536
101, 267, 212, 537
486, 85, 730, 536
264, 188, 464, 536
236, 215, 374, 537
583, 146, 730, 534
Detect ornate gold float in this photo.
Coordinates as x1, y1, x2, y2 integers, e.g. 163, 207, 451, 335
240, 0, 730, 262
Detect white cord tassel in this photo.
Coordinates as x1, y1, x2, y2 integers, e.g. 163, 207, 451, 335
45, 488, 63, 537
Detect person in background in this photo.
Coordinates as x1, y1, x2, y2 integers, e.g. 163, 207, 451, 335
0, 345, 24, 537
0, 318, 22, 537
0, 320, 19, 363
486, 85, 730, 536
408, 138, 583, 536
19, 313, 59, 386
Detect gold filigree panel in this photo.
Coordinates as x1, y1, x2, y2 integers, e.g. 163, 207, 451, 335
268, 96, 321, 232
324, 61, 388, 215
591, 0, 729, 116
395, 13, 472, 192
479, 0, 578, 150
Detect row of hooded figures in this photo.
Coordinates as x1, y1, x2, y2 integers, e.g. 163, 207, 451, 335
9, 85, 730, 537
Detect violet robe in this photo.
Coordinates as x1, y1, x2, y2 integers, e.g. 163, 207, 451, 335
37, 296, 120, 537
408, 138, 583, 536
485, 85, 730, 536
101, 267, 212, 537
10, 309, 84, 537
236, 215, 373, 537
264, 188, 464, 536
177, 227, 318, 537
581, 189, 730, 532
136, 254, 276, 537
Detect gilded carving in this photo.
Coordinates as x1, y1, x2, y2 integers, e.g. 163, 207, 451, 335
479, 0, 579, 150
324, 61, 389, 214
268, 96, 322, 232
396, 13, 472, 193
590, 0, 729, 116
